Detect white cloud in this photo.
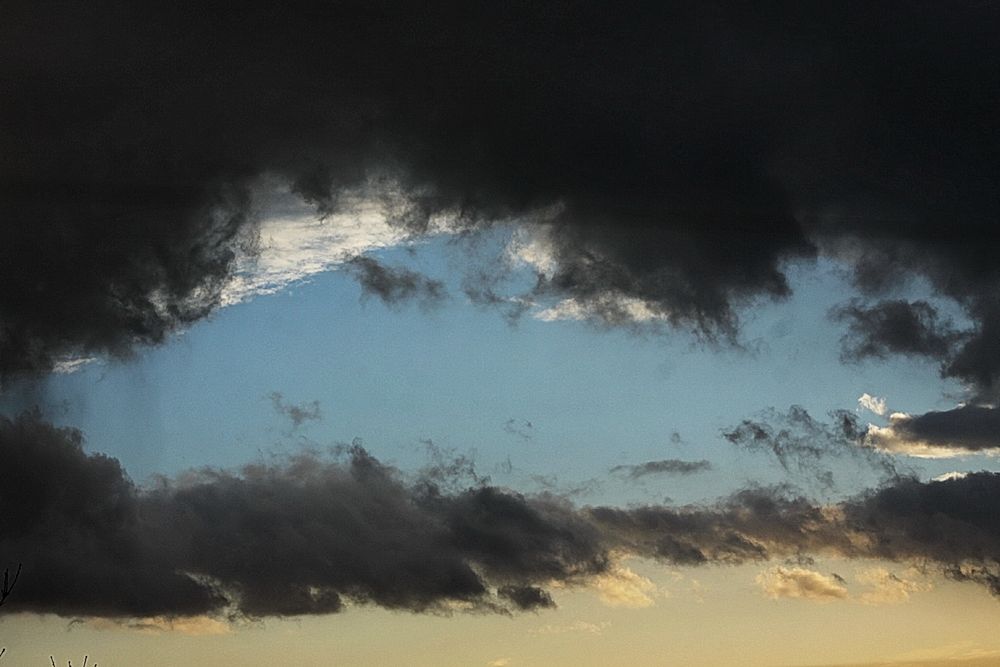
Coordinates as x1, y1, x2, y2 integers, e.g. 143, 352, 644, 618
756, 566, 848, 602
856, 567, 930, 605
222, 198, 410, 307
933, 471, 970, 482
858, 393, 888, 416
51, 356, 98, 375
589, 563, 660, 608
506, 223, 561, 277
83, 615, 231, 636
506, 222, 669, 326
534, 294, 667, 324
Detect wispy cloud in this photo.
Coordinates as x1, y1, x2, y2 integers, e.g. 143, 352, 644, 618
267, 392, 322, 429
858, 393, 888, 417
610, 459, 712, 480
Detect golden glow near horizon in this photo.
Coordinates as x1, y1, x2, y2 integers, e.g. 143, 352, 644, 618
5, 559, 1000, 667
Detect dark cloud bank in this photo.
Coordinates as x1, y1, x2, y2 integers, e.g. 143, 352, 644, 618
4, 1, 1000, 621
4, 411, 1000, 620
3, 1, 1000, 411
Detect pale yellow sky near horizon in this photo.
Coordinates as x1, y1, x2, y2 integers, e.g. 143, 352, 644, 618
4, 558, 1000, 667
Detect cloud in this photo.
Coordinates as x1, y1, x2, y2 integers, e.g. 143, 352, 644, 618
589, 563, 659, 608
530, 620, 611, 636
346, 256, 446, 309
533, 294, 670, 327
756, 566, 848, 601
0, 411, 605, 618
592, 473, 1000, 600
933, 471, 970, 482
503, 419, 534, 442
856, 567, 930, 605
5, 3, 1000, 383
7, 411, 1000, 619
723, 406, 901, 487
858, 394, 888, 417
864, 406, 1000, 457
610, 459, 712, 480
497, 585, 555, 611
221, 189, 412, 307
832, 300, 962, 363
83, 615, 232, 636
267, 392, 322, 429
756, 566, 929, 605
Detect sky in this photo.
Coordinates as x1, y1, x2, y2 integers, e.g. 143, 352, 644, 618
2, 2, 1000, 665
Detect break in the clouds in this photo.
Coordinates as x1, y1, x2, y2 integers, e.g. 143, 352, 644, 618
221, 188, 411, 307
4, 2, 1000, 400
6, 412, 1000, 620
866, 406, 1000, 458
610, 460, 712, 480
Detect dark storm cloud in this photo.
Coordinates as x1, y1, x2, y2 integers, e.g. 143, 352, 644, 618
610, 459, 711, 480
346, 256, 446, 308
0, 412, 224, 617
7, 412, 1000, 620
4, 2, 1000, 379
831, 300, 963, 363
872, 406, 1000, 454
267, 392, 321, 428
0, 411, 606, 618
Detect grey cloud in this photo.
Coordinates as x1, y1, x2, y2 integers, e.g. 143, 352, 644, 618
610, 459, 712, 480
267, 392, 322, 429
497, 585, 556, 611
722, 406, 901, 487
347, 256, 446, 309
831, 300, 963, 363
503, 419, 534, 442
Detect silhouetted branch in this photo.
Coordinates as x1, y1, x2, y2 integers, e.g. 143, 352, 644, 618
0, 564, 20, 607
51, 656, 95, 667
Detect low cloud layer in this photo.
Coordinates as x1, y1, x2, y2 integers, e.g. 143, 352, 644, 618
4, 412, 1000, 621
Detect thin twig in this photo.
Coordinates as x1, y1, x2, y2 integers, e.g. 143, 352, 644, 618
0, 564, 21, 607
